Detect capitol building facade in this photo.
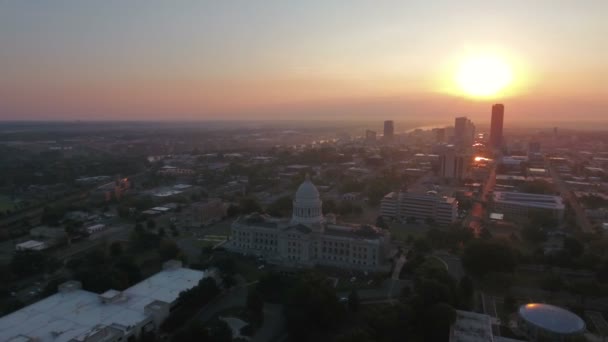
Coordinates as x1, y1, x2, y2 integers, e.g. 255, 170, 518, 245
226, 177, 392, 272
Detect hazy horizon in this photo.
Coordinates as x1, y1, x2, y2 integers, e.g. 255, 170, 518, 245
1, 1, 606, 121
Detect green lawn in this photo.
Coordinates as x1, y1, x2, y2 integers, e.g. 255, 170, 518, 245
335, 276, 383, 292
388, 222, 427, 242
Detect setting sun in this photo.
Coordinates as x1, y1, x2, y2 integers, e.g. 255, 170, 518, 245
455, 55, 513, 98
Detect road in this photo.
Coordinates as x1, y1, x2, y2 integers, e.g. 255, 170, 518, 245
253, 304, 286, 342
433, 251, 464, 280
464, 165, 496, 236
549, 166, 593, 233
198, 278, 253, 322
195, 277, 287, 342
586, 311, 608, 338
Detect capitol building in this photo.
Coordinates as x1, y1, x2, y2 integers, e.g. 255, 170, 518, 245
226, 177, 392, 272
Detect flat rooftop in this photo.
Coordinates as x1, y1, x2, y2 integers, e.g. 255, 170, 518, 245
0, 266, 207, 342
492, 191, 564, 210
450, 310, 494, 342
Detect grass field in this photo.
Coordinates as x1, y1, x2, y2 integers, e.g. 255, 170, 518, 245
388, 222, 427, 242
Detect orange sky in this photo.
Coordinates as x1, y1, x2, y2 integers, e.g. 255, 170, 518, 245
0, 1, 606, 122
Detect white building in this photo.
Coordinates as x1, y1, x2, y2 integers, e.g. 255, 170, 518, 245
16, 240, 47, 251
380, 192, 399, 218
440, 149, 470, 181
490, 191, 565, 223
227, 177, 391, 272
0, 261, 210, 342
380, 192, 458, 226
86, 224, 106, 235
450, 310, 525, 342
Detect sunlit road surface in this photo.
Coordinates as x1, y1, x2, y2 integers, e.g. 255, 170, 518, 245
465, 165, 496, 237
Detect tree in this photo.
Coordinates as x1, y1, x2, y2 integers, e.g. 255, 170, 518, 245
266, 196, 293, 217
41, 205, 65, 226
247, 289, 265, 325
348, 289, 360, 312
226, 205, 240, 217
239, 197, 262, 215
413, 238, 432, 255
482, 272, 513, 293
159, 240, 181, 261
540, 273, 564, 294
213, 256, 237, 275
171, 320, 209, 342
479, 227, 492, 240
462, 241, 517, 277
416, 279, 453, 307
323, 199, 337, 214
423, 303, 457, 341
334, 329, 375, 342
146, 219, 156, 230
457, 276, 474, 309
503, 293, 516, 313
285, 273, 345, 341
169, 223, 179, 237
563, 237, 584, 258
221, 274, 237, 289
11, 250, 47, 277
207, 319, 233, 342
376, 216, 388, 229
255, 272, 296, 303
109, 241, 123, 257
521, 226, 546, 244
64, 219, 84, 244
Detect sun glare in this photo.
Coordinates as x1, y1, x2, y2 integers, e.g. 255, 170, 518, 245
455, 55, 513, 98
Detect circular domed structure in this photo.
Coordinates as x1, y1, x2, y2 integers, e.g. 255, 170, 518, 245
518, 303, 585, 340
291, 176, 324, 228
295, 178, 320, 202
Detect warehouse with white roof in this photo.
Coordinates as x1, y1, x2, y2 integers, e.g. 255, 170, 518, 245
0, 260, 210, 342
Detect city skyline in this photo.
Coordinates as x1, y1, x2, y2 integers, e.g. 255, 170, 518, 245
1, 1, 606, 122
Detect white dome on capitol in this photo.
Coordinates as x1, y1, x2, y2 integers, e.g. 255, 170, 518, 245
295, 177, 320, 202
291, 174, 324, 228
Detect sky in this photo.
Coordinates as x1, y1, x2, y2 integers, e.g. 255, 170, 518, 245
0, 0, 606, 123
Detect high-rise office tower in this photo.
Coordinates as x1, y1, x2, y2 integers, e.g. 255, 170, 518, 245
384, 120, 394, 141
454, 116, 475, 148
528, 141, 541, 153
365, 129, 377, 143
490, 104, 504, 148
439, 148, 468, 180
454, 117, 467, 144
434, 128, 446, 143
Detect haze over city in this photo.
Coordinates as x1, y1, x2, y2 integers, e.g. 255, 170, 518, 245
2, 2, 608, 342
1, 0, 606, 123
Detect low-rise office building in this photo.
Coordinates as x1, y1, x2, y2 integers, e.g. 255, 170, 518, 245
380, 192, 458, 226
192, 198, 226, 225
490, 191, 565, 223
